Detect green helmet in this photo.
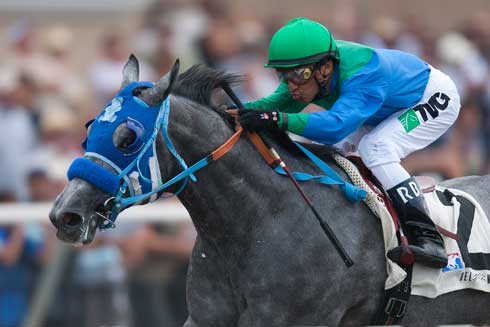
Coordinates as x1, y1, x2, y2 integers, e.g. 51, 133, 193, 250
265, 17, 339, 68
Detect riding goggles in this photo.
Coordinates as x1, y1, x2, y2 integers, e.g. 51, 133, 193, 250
277, 66, 315, 85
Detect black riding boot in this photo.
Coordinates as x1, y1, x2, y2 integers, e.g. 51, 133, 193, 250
386, 177, 448, 268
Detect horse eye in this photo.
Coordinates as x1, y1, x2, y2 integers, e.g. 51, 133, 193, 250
113, 122, 137, 152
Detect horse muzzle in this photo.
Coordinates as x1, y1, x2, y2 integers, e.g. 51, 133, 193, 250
49, 208, 99, 244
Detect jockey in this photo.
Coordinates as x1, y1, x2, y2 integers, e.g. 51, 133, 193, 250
239, 17, 460, 268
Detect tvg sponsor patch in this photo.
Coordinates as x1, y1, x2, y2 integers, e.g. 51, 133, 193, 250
398, 109, 420, 133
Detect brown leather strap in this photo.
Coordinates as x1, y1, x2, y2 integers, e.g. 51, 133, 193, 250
225, 109, 281, 168
437, 225, 460, 241
211, 127, 243, 161
246, 132, 280, 167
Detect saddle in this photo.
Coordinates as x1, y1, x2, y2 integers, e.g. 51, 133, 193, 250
336, 155, 490, 324
345, 156, 456, 240
338, 154, 490, 288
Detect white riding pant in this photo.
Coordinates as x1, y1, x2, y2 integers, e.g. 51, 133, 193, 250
336, 67, 461, 190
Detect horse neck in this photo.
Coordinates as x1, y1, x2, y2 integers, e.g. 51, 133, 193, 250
165, 97, 288, 242
162, 97, 388, 283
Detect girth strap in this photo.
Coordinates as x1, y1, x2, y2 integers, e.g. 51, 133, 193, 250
373, 264, 413, 325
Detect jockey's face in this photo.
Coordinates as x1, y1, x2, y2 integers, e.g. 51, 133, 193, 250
279, 60, 334, 103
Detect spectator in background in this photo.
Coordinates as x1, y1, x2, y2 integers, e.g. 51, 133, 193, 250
165, 0, 228, 65
140, 20, 176, 77
0, 68, 38, 201
118, 216, 195, 327
361, 16, 424, 58
27, 169, 63, 203
25, 167, 60, 270
71, 237, 130, 327
330, 0, 361, 42
90, 32, 130, 106
90, 32, 154, 108
35, 26, 91, 132
138, 1, 206, 67
436, 32, 489, 102
463, 11, 490, 59
24, 165, 80, 327
452, 100, 485, 174
0, 192, 45, 327
198, 17, 241, 69
3, 21, 45, 85
234, 16, 278, 100
27, 98, 83, 191
196, 15, 279, 101
460, 13, 490, 173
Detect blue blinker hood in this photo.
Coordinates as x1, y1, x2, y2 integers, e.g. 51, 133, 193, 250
68, 82, 163, 199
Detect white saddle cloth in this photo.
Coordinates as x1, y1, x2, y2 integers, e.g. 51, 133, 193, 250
376, 186, 490, 298
411, 187, 490, 298
332, 155, 490, 298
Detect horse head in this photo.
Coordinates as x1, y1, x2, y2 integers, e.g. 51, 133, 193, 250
49, 55, 180, 244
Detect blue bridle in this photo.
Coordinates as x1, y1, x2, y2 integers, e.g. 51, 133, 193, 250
67, 82, 202, 229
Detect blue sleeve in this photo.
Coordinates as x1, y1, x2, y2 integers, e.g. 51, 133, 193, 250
301, 65, 389, 145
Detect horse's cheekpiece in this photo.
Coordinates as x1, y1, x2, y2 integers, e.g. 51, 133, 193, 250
67, 81, 184, 229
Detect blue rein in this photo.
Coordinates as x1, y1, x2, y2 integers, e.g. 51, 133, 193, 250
275, 142, 366, 202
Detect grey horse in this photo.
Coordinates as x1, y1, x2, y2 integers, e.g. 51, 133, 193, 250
49, 56, 490, 326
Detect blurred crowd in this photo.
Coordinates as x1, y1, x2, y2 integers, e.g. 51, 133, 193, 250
1, 0, 490, 326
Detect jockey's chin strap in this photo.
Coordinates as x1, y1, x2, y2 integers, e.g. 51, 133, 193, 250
85, 96, 244, 230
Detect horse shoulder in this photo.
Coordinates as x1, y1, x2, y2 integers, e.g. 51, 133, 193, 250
187, 236, 239, 327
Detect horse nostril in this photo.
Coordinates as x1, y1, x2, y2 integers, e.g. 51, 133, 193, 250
49, 211, 58, 227
60, 212, 83, 227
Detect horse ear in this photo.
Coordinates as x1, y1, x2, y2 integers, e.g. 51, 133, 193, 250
121, 54, 139, 89
139, 58, 180, 107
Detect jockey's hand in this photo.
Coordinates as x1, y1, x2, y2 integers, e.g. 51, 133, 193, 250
238, 109, 283, 132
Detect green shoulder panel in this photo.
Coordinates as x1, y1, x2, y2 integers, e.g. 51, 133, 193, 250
311, 41, 374, 111
336, 40, 374, 83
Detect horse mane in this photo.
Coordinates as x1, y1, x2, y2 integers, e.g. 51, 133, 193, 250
172, 64, 241, 106
172, 64, 339, 160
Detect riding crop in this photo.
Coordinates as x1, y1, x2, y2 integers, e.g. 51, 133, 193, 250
222, 85, 354, 267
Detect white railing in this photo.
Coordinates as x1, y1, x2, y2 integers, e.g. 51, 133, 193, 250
0, 200, 190, 224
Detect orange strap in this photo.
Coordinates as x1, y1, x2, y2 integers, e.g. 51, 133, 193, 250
211, 127, 243, 161
246, 132, 278, 167
209, 127, 280, 168
223, 109, 280, 167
